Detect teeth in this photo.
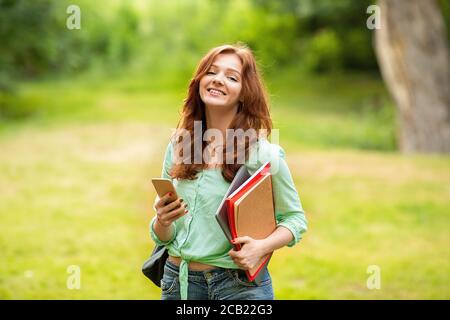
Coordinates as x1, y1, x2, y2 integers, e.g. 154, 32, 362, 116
209, 89, 224, 95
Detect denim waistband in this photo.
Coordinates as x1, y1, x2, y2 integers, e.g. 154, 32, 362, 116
165, 258, 236, 276
164, 258, 268, 300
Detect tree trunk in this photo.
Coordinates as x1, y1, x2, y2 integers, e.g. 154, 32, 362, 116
375, 0, 450, 153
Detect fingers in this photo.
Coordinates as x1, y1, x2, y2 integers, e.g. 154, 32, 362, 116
233, 236, 252, 245
154, 184, 189, 221
228, 250, 247, 269
161, 198, 183, 213
228, 249, 242, 259
165, 205, 188, 221
158, 201, 188, 225
228, 249, 237, 258
155, 192, 173, 209
156, 194, 183, 212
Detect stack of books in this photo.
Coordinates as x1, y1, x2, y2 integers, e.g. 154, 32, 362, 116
215, 161, 276, 282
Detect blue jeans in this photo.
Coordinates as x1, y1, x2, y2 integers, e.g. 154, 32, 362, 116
161, 259, 274, 300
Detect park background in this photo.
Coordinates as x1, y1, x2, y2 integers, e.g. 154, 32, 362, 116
0, 0, 449, 299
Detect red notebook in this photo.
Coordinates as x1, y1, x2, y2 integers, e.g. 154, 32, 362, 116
225, 161, 276, 281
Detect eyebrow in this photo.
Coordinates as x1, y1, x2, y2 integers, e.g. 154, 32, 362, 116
210, 64, 241, 76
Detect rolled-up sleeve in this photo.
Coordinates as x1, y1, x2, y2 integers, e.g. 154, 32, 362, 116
149, 140, 177, 245
149, 216, 177, 245
271, 146, 307, 247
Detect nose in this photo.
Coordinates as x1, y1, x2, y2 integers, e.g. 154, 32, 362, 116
212, 73, 225, 85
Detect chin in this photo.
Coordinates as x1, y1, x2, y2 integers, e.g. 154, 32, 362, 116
206, 101, 226, 108
203, 97, 227, 108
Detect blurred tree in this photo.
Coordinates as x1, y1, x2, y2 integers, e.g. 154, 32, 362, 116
375, 0, 450, 153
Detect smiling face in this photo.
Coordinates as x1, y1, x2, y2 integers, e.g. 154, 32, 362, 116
199, 53, 243, 111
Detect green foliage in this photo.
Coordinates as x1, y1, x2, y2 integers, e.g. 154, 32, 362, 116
254, 0, 379, 71
301, 29, 343, 72
0, 0, 380, 83
0, 0, 56, 77
0, 0, 141, 80
0, 0, 387, 121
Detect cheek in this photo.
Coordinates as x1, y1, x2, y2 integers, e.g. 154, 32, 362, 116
229, 83, 242, 100
199, 79, 206, 91
199, 79, 209, 97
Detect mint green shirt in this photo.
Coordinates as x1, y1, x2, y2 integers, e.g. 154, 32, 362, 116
150, 138, 307, 300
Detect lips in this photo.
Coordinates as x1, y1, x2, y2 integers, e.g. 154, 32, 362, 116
207, 88, 226, 96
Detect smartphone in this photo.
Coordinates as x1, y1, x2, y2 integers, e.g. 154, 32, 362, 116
151, 178, 178, 204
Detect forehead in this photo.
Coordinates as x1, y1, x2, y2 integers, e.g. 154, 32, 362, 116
211, 53, 242, 73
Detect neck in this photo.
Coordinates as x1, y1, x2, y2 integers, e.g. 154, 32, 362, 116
204, 104, 239, 143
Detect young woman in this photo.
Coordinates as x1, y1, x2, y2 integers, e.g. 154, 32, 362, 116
150, 44, 307, 300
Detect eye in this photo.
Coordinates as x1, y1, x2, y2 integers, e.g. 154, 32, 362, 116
207, 71, 216, 75
228, 76, 238, 82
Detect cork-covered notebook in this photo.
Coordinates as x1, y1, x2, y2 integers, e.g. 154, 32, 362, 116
226, 161, 276, 281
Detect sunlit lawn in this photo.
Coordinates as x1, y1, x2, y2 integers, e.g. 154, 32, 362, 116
0, 73, 449, 299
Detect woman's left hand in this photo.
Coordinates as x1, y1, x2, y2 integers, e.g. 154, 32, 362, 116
228, 236, 268, 270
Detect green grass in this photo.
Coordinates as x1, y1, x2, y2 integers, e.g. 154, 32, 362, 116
0, 71, 449, 299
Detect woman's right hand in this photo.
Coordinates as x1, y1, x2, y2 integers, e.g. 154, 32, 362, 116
154, 192, 188, 228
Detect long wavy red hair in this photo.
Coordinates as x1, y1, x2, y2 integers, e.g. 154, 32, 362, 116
170, 44, 273, 182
